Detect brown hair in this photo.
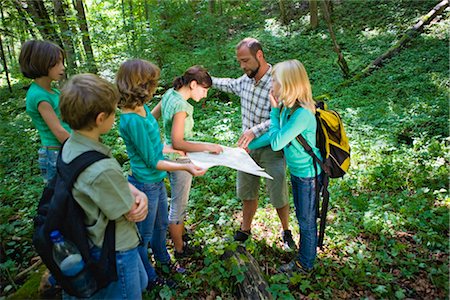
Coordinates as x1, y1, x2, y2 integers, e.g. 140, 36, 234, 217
60, 74, 119, 130
116, 59, 160, 109
19, 40, 65, 79
236, 37, 263, 57
173, 65, 212, 90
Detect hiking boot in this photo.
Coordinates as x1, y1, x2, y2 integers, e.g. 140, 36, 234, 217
233, 229, 251, 242
174, 243, 201, 260
158, 260, 186, 274
282, 230, 296, 251
147, 277, 177, 291
278, 260, 310, 276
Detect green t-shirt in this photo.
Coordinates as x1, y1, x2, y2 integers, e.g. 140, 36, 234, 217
62, 131, 140, 251
161, 88, 194, 145
25, 82, 71, 146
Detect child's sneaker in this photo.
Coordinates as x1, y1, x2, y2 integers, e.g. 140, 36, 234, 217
233, 229, 251, 242
158, 260, 186, 274
282, 230, 296, 251
147, 277, 177, 291
278, 260, 310, 277
174, 243, 201, 260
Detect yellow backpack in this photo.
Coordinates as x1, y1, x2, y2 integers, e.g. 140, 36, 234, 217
287, 101, 350, 248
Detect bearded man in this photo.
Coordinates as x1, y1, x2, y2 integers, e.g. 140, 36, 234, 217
211, 37, 296, 251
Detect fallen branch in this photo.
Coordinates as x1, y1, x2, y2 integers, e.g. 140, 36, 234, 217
222, 246, 273, 300
14, 258, 42, 282
342, 0, 448, 86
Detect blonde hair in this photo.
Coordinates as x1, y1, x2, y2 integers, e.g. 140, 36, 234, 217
116, 59, 160, 109
272, 60, 315, 113
60, 74, 119, 130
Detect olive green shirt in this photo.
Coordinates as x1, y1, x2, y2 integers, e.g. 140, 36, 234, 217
62, 131, 140, 251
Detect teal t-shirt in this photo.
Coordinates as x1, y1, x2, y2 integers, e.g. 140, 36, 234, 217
161, 88, 194, 145
119, 105, 167, 184
25, 82, 71, 146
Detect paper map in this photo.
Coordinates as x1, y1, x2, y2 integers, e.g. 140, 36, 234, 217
187, 145, 273, 179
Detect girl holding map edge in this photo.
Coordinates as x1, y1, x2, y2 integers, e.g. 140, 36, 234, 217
155, 65, 223, 260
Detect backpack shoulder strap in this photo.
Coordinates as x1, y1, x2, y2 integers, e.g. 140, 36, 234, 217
57, 150, 109, 188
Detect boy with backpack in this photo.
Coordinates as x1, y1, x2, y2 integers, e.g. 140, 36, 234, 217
58, 73, 149, 298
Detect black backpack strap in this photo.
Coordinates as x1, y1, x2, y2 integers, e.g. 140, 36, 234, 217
57, 150, 109, 187
57, 149, 118, 283
296, 135, 329, 249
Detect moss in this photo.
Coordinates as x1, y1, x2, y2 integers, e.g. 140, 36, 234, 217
8, 266, 44, 300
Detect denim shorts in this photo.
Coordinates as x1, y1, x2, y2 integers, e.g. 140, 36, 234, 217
38, 146, 60, 184
237, 146, 288, 208
168, 158, 193, 224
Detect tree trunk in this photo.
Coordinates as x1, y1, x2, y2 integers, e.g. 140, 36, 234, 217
74, 0, 98, 73
53, 0, 76, 74
309, 0, 318, 29
128, 0, 136, 56
347, 0, 449, 84
25, 0, 62, 45
321, 0, 350, 78
279, 0, 288, 25
222, 246, 273, 300
12, 0, 37, 39
209, 0, 215, 14
0, 34, 12, 92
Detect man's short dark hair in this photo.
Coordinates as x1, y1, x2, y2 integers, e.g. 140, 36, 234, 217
236, 37, 263, 57
19, 40, 64, 79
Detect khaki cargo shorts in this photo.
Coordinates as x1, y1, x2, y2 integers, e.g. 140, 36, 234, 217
237, 146, 288, 208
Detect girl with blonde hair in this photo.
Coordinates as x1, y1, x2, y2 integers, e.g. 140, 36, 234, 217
250, 59, 322, 274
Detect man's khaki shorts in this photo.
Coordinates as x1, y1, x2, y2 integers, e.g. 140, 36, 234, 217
237, 146, 288, 208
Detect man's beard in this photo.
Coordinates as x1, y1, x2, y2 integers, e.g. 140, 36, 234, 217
246, 63, 260, 78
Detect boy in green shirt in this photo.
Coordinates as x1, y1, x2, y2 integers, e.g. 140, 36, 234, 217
60, 73, 149, 299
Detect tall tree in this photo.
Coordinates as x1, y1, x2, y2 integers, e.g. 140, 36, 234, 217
309, 0, 318, 29
12, 0, 38, 39
209, 0, 215, 14
53, 0, 77, 73
278, 0, 288, 25
24, 0, 62, 45
0, 33, 12, 92
321, 0, 350, 78
73, 0, 97, 73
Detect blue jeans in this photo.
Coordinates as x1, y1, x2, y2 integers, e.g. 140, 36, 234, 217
38, 147, 60, 184
63, 247, 147, 300
128, 176, 171, 281
291, 174, 322, 270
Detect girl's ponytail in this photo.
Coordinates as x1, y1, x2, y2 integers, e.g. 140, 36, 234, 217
173, 76, 185, 90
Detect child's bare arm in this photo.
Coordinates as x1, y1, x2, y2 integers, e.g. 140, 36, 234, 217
38, 102, 70, 143
151, 100, 162, 120
171, 112, 223, 154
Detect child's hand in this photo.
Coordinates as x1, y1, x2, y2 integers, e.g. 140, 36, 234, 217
237, 129, 255, 149
207, 144, 223, 154
125, 190, 148, 222
269, 89, 280, 108
163, 145, 186, 156
185, 163, 207, 176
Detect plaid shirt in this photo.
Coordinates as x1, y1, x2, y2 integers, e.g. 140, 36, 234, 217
212, 65, 272, 137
